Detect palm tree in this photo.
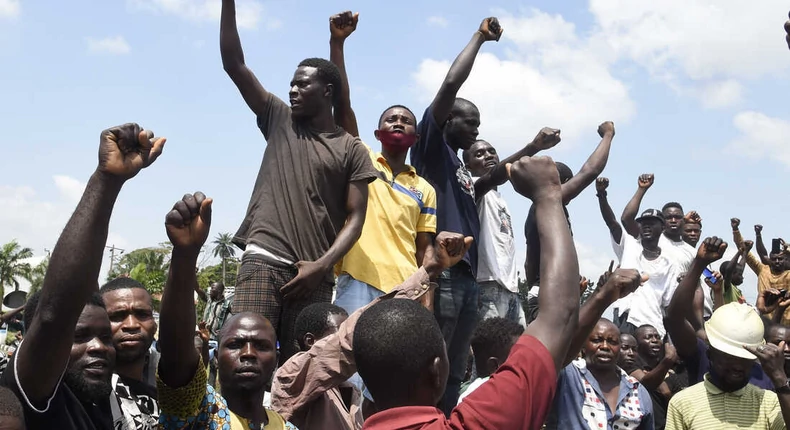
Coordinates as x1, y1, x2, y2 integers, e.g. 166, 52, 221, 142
212, 233, 237, 285
0, 241, 34, 301
26, 256, 49, 297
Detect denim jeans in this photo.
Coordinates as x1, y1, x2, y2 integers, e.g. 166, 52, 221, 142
477, 281, 527, 328
435, 263, 479, 416
334, 274, 385, 315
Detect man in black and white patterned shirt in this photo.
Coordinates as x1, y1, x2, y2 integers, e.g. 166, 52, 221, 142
100, 278, 160, 430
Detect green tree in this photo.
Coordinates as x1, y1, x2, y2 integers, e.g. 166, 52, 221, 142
0, 241, 33, 301
212, 233, 237, 285
107, 247, 171, 296
26, 256, 50, 297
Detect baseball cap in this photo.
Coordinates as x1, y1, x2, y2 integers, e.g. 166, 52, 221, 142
636, 209, 664, 224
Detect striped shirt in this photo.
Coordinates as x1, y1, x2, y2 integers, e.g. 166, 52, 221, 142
666, 373, 784, 429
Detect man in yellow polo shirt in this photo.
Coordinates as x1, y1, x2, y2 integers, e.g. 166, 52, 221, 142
329, 11, 437, 314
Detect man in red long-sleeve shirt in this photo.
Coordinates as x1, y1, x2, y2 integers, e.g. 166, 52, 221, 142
354, 155, 581, 429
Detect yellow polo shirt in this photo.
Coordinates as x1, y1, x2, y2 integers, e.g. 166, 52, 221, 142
666, 373, 784, 429
336, 148, 437, 293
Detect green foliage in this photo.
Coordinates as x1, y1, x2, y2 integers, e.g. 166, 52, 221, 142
0, 240, 34, 301
26, 256, 49, 297
107, 247, 172, 296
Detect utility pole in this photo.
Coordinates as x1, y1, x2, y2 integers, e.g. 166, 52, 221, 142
105, 245, 125, 275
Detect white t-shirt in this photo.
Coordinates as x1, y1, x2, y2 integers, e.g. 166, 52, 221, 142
457, 377, 490, 404
474, 180, 518, 293
621, 235, 685, 337
657, 234, 714, 318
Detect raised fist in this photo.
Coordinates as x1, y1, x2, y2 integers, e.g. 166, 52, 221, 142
165, 192, 212, 254
595, 177, 609, 193
638, 174, 654, 189
98, 123, 165, 180
532, 127, 561, 151
507, 156, 561, 202
478, 17, 503, 41
731, 218, 740, 230
597, 121, 615, 138
423, 232, 474, 276
755, 224, 763, 234
696, 237, 728, 264
330, 11, 358, 40
601, 268, 646, 300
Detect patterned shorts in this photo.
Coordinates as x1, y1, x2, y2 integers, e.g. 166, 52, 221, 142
232, 255, 333, 361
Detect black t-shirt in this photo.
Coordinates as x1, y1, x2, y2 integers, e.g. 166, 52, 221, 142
0, 354, 113, 430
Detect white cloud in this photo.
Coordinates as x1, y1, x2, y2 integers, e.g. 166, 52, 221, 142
411, 8, 635, 154
728, 111, 790, 168
129, 0, 267, 30
427, 16, 449, 28
53, 175, 86, 204
698, 79, 744, 109
86, 36, 131, 55
0, 177, 130, 284
589, 1, 790, 106
0, 0, 19, 19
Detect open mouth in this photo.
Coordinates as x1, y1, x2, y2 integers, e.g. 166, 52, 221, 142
484, 161, 497, 168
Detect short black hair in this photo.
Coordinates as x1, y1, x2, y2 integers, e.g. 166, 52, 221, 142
378, 104, 417, 129
662, 202, 684, 213
461, 140, 489, 165
298, 58, 342, 105
99, 277, 150, 296
294, 303, 348, 351
354, 299, 445, 403
451, 98, 479, 115
0, 386, 23, 420
555, 162, 574, 184
635, 324, 657, 338
24, 290, 105, 334
471, 317, 524, 377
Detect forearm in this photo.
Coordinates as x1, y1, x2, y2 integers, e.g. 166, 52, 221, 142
0, 307, 24, 324
220, 0, 245, 70
431, 32, 485, 123
713, 286, 724, 310
316, 210, 365, 270
774, 306, 788, 324
668, 259, 706, 319
597, 193, 623, 243
21, 171, 123, 400
778, 394, 790, 427
562, 133, 613, 205
756, 233, 770, 263
158, 249, 201, 388
637, 358, 675, 390
329, 38, 359, 137
621, 188, 646, 238
531, 193, 579, 369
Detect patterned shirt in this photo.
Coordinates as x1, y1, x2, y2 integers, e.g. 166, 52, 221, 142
203, 298, 231, 340
158, 358, 297, 430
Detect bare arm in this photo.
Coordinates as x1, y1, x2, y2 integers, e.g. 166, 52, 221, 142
509, 156, 580, 372
159, 193, 213, 388
474, 127, 560, 199
745, 340, 790, 427
280, 180, 369, 300
18, 124, 164, 404
560, 122, 614, 206
562, 268, 642, 367
0, 307, 24, 325
632, 344, 677, 391
621, 174, 653, 238
220, 0, 270, 116
329, 11, 359, 137
430, 18, 502, 125
194, 286, 208, 303
665, 237, 727, 361
415, 232, 433, 270
595, 178, 623, 244
755, 225, 770, 264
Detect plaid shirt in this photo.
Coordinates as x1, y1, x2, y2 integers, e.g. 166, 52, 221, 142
202, 297, 231, 340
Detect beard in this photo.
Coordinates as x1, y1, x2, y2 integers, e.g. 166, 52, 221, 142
63, 366, 112, 405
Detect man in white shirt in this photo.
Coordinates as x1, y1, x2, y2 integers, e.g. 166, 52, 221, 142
463, 140, 525, 327
620, 209, 685, 337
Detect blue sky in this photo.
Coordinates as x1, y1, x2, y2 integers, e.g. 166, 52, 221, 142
2, 0, 790, 305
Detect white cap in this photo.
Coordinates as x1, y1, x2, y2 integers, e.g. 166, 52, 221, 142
705, 302, 765, 359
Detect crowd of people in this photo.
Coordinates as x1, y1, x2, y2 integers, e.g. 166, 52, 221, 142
3, 3, 790, 429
